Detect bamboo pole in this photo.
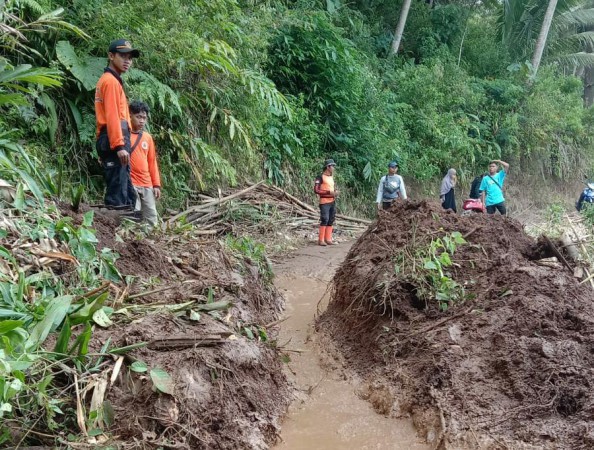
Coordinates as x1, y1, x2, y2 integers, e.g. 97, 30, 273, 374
168, 181, 264, 223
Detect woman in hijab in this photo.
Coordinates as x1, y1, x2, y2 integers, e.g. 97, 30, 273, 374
440, 168, 457, 212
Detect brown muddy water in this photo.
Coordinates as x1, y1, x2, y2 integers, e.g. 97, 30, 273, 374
273, 243, 429, 450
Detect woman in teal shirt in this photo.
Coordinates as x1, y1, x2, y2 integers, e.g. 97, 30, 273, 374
479, 160, 509, 215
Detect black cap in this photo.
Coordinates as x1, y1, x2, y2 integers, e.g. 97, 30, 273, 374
108, 39, 140, 57
324, 159, 337, 168
388, 160, 399, 168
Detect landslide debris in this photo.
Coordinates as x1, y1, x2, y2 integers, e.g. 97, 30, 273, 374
319, 200, 594, 449
79, 209, 291, 449
2, 199, 291, 450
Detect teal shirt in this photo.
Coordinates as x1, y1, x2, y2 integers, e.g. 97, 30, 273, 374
479, 171, 506, 206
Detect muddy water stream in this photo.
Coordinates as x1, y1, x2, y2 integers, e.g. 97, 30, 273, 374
273, 243, 429, 450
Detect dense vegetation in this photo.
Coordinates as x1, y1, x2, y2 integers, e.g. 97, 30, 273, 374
4, 0, 594, 445
2, 0, 594, 209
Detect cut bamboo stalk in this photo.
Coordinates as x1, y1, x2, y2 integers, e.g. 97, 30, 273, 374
169, 181, 264, 223
565, 214, 594, 290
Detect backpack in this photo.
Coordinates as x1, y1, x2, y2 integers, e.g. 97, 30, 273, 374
469, 174, 484, 199
383, 174, 400, 195
314, 175, 323, 194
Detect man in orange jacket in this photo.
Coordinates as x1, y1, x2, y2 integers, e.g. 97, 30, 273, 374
95, 39, 140, 208
129, 100, 161, 226
314, 159, 339, 246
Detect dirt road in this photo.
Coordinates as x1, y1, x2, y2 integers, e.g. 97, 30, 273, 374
273, 242, 429, 450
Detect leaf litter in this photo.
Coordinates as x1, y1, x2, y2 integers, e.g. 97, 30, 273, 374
1, 198, 291, 449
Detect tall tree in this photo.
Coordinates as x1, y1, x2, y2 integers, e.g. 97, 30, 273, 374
390, 0, 412, 56
531, 0, 559, 74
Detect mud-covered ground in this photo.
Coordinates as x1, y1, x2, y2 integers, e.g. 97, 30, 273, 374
319, 201, 594, 449
68, 208, 291, 449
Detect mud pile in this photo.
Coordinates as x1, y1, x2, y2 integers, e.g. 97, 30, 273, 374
68, 207, 291, 449
319, 201, 594, 449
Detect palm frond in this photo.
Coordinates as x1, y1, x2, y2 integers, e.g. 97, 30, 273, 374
10, 0, 45, 16
558, 7, 594, 27
0, 64, 61, 87
563, 30, 594, 48
553, 51, 594, 67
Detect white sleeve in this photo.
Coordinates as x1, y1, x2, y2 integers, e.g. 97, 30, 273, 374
399, 176, 407, 200
376, 176, 385, 203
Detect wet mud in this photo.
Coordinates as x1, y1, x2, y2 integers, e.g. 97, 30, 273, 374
274, 244, 429, 450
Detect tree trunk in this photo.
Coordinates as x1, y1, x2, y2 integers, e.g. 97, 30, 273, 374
530, 0, 559, 75
583, 26, 594, 108
390, 0, 413, 57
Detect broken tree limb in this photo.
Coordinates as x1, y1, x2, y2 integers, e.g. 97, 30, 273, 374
169, 181, 264, 224
463, 227, 479, 240
195, 299, 232, 312
542, 235, 573, 271
126, 280, 201, 301
564, 214, 594, 290
267, 184, 317, 213
148, 333, 233, 350
73, 282, 111, 303
336, 213, 372, 225
560, 232, 580, 262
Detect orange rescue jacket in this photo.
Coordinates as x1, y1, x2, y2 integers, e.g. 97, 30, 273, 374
130, 131, 161, 188
95, 68, 131, 151
314, 173, 335, 205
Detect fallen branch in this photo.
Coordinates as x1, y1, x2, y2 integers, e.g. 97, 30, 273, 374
267, 184, 317, 213
264, 316, 292, 328
73, 282, 111, 303
336, 213, 372, 225
168, 181, 264, 223
126, 280, 201, 301
195, 299, 232, 312
542, 235, 573, 272
147, 333, 233, 350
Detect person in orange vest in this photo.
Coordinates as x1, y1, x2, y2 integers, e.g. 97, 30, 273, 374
129, 100, 161, 226
314, 159, 339, 246
95, 39, 140, 208
130, 101, 161, 226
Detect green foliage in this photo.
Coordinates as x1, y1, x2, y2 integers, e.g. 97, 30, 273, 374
55, 40, 104, 91
224, 235, 273, 283
419, 232, 468, 311
70, 183, 84, 212
266, 11, 408, 197
393, 231, 469, 312
498, 0, 594, 69
2, 0, 594, 211
0, 201, 123, 442
582, 202, 594, 227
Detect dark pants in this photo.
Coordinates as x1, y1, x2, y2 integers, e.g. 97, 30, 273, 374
486, 202, 506, 215
319, 202, 336, 226
97, 128, 135, 208
441, 189, 457, 212
382, 201, 393, 210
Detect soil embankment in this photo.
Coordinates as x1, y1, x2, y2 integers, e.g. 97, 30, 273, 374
319, 201, 594, 449
70, 208, 292, 449
274, 244, 429, 449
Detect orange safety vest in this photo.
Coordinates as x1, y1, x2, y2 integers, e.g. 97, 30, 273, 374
130, 131, 161, 188
316, 174, 335, 205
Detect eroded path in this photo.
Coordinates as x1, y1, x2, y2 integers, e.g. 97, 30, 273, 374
273, 243, 429, 450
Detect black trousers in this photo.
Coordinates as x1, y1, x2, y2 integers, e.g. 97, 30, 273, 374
97, 130, 136, 208
319, 202, 336, 226
486, 201, 506, 215
441, 189, 457, 212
